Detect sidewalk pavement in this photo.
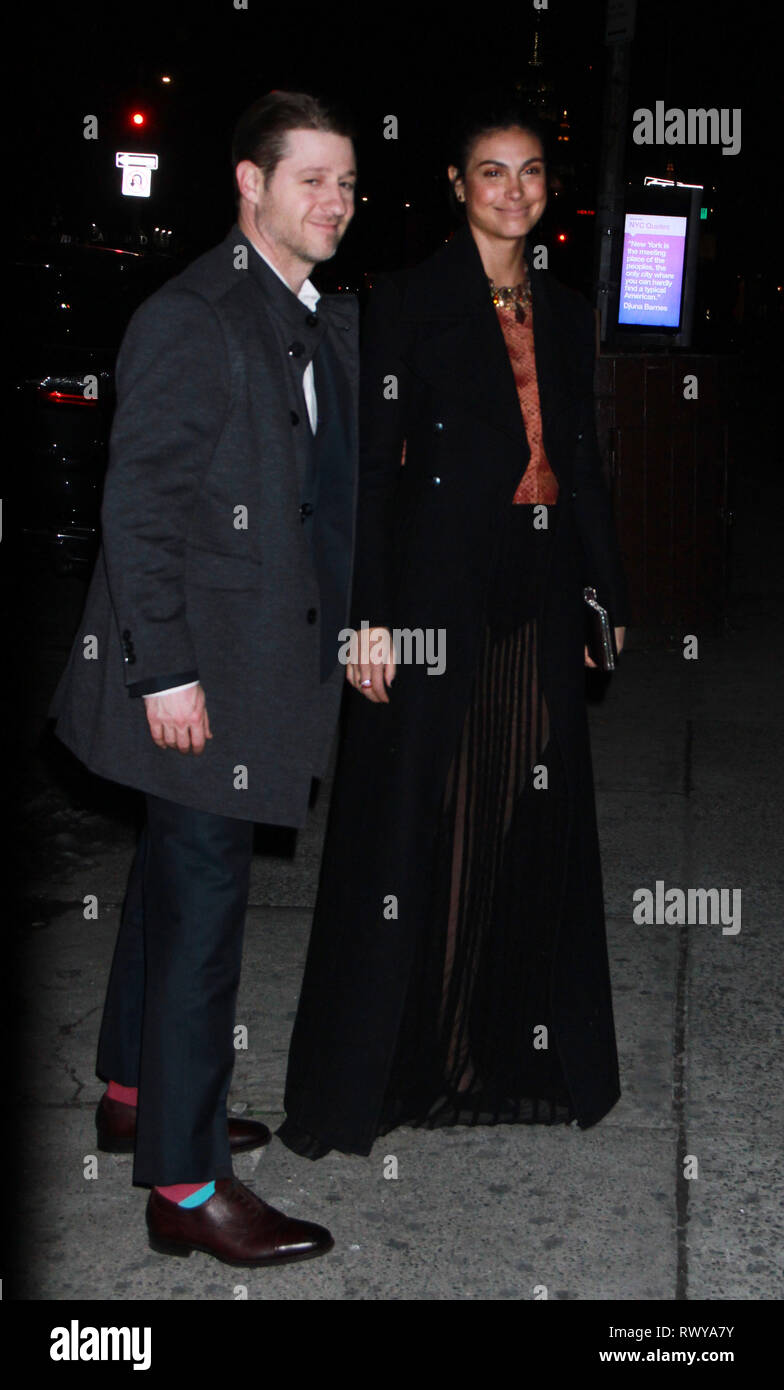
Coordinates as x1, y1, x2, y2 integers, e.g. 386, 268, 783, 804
13, 589, 783, 1301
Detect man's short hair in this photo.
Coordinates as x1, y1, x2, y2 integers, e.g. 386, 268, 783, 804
231, 90, 356, 196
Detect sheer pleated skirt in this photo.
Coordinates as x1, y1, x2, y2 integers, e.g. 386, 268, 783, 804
378, 505, 575, 1133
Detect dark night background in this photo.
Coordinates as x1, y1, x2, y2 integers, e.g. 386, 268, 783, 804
13, 0, 781, 338
3, 0, 782, 1320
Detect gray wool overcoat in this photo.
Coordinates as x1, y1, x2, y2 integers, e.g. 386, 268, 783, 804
51, 226, 359, 826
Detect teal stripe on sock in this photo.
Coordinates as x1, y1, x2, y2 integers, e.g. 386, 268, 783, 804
178, 1181, 216, 1208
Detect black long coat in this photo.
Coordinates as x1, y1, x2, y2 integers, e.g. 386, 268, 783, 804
50, 227, 358, 827
282, 222, 630, 1152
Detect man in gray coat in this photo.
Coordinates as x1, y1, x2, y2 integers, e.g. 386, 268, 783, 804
50, 91, 358, 1266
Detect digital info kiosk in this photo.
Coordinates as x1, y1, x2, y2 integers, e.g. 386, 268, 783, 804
614, 182, 701, 349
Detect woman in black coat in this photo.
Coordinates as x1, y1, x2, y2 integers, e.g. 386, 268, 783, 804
277, 102, 629, 1159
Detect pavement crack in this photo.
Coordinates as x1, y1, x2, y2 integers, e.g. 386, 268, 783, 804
58, 1003, 101, 1038
65, 1064, 88, 1104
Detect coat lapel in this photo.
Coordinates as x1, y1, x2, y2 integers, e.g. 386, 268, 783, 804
401, 225, 526, 447
317, 293, 359, 435
400, 223, 572, 483
226, 226, 359, 493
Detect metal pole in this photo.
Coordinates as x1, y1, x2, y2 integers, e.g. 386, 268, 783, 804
595, 1, 636, 344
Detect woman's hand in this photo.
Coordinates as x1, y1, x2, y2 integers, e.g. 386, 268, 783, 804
346, 626, 397, 704
584, 626, 626, 669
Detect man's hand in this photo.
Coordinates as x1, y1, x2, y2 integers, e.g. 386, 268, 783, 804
584, 626, 626, 669
346, 626, 396, 704
144, 683, 213, 753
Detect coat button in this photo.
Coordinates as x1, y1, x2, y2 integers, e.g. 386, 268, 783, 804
430, 475, 442, 486
306, 607, 318, 624
304, 312, 319, 327
125, 653, 136, 665
433, 420, 444, 432
300, 502, 314, 518
121, 629, 131, 639
576, 431, 583, 441
288, 341, 305, 357
290, 410, 300, 425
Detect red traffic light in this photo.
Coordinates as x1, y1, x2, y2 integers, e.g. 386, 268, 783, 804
131, 111, 145, 127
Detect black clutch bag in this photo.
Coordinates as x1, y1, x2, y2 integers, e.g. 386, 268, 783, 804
584, 586, 617, 671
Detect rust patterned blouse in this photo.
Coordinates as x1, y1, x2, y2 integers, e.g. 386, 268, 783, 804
494, 301, 559, 505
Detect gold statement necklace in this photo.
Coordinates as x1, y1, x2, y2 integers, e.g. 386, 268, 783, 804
488, 271, 532, 324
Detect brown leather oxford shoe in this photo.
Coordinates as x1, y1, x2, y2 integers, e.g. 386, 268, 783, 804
146, 1176, 334, 1266
95, 1094, 271, 1155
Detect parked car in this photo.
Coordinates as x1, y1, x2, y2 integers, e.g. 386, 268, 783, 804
11, 241, 183, 572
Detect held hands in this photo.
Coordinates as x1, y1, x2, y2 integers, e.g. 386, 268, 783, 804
584, 626, 626, 669
144, 683, 212, 754
346, 626, 397, 704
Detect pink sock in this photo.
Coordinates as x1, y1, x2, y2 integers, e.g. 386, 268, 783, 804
107, 1080, 138, 1106
155, 1181, 215, 1206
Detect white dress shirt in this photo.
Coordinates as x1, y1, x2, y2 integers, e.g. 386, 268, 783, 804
144, 243, 320, 701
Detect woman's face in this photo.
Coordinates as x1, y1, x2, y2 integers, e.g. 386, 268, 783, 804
449, 126, 547, 246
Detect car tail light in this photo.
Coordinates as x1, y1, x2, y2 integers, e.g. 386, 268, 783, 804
37, 377, 99, 407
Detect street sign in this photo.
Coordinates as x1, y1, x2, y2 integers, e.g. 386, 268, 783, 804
115, 151, 159, 198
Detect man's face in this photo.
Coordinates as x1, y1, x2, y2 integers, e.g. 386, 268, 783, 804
238, 128, 356, 271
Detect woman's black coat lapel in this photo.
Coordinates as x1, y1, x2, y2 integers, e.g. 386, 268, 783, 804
401, 224, 526, 447
399, 222, 571, 484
